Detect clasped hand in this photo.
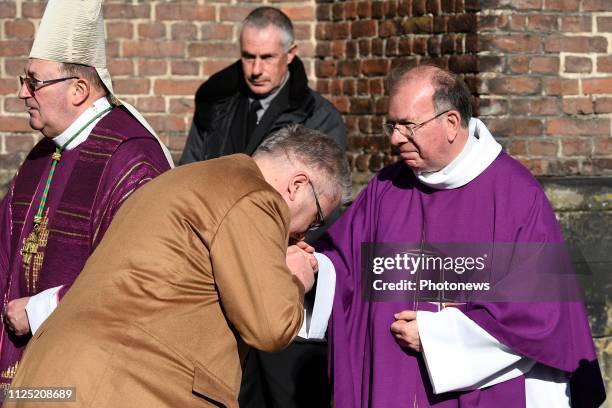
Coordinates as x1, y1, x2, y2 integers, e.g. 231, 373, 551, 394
286, 241, 318, 293
390, 310, 421, 352
3, 297, 31, 336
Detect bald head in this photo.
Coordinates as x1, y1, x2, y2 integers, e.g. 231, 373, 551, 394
388, 65, 472, 128
388, 64, 438, 94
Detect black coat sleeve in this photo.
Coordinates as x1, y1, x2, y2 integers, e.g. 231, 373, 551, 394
305, 92, 347, 151
179, 118, 205, 165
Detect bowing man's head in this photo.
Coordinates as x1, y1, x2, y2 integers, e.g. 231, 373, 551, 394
385, 64, 473, 173
253, 125, 351, 242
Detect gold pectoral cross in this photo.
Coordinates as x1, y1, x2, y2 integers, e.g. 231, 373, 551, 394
0, 362, 19, 380
19, 215, 49, 293
20, 224, 40, 272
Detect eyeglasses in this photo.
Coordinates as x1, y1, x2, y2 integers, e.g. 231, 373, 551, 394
19, 75, 79, 94
307, 181, 325, 232
383, 110, 450, 139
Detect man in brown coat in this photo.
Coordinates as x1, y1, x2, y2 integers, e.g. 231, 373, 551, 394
5, 125, 350, 408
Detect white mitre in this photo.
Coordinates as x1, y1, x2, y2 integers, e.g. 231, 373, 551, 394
29, 0, 174, 167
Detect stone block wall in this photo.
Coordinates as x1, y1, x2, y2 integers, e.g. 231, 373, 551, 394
541, 177, 611, 407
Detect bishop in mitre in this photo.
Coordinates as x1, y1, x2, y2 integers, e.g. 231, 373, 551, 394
0, 0, 172, 387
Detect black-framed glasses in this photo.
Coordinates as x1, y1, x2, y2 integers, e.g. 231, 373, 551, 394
307, 181, 325, 232
383, 109, 451, 139
19, 75, 79, 94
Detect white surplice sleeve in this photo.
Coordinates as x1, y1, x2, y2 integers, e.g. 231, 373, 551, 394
298, 253, 335, 340
25, 285, 62, 334
417, 307, 570, 407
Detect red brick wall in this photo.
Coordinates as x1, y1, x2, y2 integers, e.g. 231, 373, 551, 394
0, 0, 317, 192
478, 0, 612, 176
314, 0, 611, 180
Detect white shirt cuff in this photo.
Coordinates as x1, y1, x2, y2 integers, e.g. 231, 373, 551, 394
417, 307, 535, 394
25, 286, 62, 334
297, 253, 335, 340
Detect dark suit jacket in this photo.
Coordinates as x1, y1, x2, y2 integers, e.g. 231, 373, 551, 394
179, 57, 346, 164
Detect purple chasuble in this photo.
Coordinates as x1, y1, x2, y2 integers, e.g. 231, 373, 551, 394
320, 152, 605, 407
0, 107, 170, 385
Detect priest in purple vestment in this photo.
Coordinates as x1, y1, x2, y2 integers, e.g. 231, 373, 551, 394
0, 0, 172, 388
318, 65, 605, 407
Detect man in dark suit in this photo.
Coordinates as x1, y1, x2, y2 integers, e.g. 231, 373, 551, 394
179, 7, 346, 164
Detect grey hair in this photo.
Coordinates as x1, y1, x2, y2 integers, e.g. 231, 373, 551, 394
59, 62, 108, 95
387, 64, 472, 128
253, 125, 352, 204
239, 7, 295, 52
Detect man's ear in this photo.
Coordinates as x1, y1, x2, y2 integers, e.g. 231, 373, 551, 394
287, 172, 309, 201
286, 43, 297, 65
71, 79, 91, 107
445, 110, 461, 143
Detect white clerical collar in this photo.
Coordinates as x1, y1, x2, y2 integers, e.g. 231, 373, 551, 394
415, 118, 502, 190
52, 97, 112, 151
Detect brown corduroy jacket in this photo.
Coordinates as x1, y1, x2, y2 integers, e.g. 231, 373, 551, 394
7, 155, 305, 408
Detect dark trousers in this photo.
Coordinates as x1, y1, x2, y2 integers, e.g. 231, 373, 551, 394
239, 342, 331, 408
